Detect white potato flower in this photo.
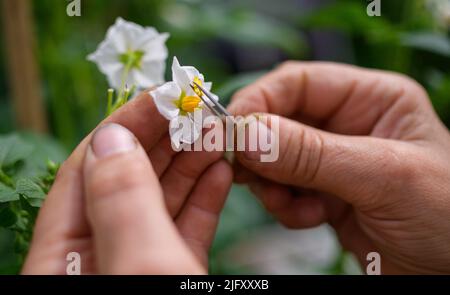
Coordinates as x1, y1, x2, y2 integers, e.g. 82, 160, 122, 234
88, 17, 169, 90
427, 0, 450, 28
150, 57, 218, 148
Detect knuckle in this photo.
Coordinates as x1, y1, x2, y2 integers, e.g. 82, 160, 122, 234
390, 73, 429, 105
286, 127, 324, 186
282, 128, 301, 174
397, 74, 423, 92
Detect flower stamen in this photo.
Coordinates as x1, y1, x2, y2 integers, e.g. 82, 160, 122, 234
180, 96, 201, 113
192, 77, 204, 97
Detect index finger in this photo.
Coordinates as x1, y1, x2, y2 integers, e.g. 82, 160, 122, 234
227, 61, 424, 125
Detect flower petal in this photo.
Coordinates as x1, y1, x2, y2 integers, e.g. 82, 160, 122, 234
169, 120, 183, 149
172, 56, 201, 93
150, 81, 181, 120
88, 17, 169, 89
203, 81, 213, 91
107, 17, 145, 52
138, 32, 170, 62
129, 59, 166, 89
183, 121, 201, 144
105, 67, 125, 89
169, 115, 201, 147
87, 37, 124, 88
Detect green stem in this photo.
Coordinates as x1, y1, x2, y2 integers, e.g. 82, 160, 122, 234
108, 62, 133, 115
0, 169, 14, 188
106, 88, 114, 115
117, 61, 133, 105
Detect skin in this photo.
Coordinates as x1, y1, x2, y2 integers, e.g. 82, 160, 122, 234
228, 61, 450, 274
22, 92, 233, 274
23, 61, 450, 275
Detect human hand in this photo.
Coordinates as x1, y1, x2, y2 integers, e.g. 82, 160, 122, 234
22, 92, 232, 274
228, 61, 450, 274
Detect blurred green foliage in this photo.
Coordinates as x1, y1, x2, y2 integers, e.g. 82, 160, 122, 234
0, 0, 449, 274
0, 133, 66, 273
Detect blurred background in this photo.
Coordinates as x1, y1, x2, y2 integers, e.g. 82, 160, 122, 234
0, 0, 450, 274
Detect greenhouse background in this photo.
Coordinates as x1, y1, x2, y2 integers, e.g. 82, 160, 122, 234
1, 0, 450, 274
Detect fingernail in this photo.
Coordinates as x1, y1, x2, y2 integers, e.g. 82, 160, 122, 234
243, 117, 271, 161
91, 123, 136, 159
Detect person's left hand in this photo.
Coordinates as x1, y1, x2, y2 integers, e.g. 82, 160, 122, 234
22, 91, 232, 274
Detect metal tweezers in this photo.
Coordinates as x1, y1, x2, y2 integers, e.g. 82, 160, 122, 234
190, 81, 231, 119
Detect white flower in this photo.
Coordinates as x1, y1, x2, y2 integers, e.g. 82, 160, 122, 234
88, 17, 169, 89
427, 0, 450, 28
150, 57, 218, 148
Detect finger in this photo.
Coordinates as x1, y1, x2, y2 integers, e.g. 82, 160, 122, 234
83, 123, 202, 274
104, 91, 169, 151
248, 181, 326, 228
31, 92, 169, 235
235, 114, 411, 209
160, 148, 224, 217
148, 134, 178, 177
60, 91, 169, 176
175, 160, 233, 267
228, 61, 430, 135
233, 161, 260, 184
24, 92, 173, 274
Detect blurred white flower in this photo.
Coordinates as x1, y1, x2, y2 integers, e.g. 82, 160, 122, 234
150, 56, 218, 148
427, 0, 450, 28
88, 17, 169, 90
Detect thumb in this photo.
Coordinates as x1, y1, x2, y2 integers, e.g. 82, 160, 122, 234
83, 123, 202, 274
235, 114, 404, 207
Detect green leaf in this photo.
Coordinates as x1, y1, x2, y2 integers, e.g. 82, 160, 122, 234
15, 179, 46, 208
302, 2, 399, 43
400, 32, 450, 57
0, 183, 18, 203
216, 71, 267, 105
0, 207, 17, 227
426, 70, 450, 122
217, 10, 307, 58
167, 4, 307, 58
14, 132, 67, 178
0, 135, 33, 169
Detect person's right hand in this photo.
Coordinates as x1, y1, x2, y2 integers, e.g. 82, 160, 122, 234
228, 61, 450, 274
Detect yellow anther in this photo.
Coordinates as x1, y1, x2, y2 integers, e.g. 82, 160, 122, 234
193, 77, 204, 97
181, 95, 201, 113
